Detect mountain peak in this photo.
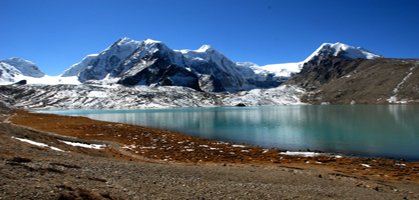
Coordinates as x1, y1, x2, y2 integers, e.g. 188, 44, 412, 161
2, 57, 36, 65
176, 44, 217, 54
143, 38, 162, 44
0, 57, 44, 78
114, 37, 142, 47
304, 42, 381, 63
119, 36, 132, 41
197, 44, 214, 52
63, 37, 173, 81
116, 37, 162, 47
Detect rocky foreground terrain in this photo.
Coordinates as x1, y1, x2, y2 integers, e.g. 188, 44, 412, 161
1, 103, 419, 199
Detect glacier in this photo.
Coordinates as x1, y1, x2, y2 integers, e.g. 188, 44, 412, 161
0, 84, 306, 110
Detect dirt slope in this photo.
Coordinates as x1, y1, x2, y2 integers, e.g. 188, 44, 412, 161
289, 58, 419, 104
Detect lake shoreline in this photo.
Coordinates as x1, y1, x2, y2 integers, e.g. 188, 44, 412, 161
9, 110, 419, 183
2, 107, 419, 199
41, 105, 419, 161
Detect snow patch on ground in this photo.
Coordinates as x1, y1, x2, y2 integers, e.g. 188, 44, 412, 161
387, 63, 418, 103
280, 151, 321, 157
12, 137, 64, 152
361, 163, 371, 168
59, 140, 106, 149
231, 145, 246, 148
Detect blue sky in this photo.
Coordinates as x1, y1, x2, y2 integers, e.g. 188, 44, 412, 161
1, 0, 419, 75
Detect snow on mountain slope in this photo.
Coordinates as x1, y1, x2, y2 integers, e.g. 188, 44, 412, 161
64, 38, 260, 92
0, 84, 306, 110
249, 62, 303, 78
0, 73, 80, 86
116, 39, 186, 76
0, 58, 42, 85
61, 54, 98, 77
17, 75, 80, 85
0, 57, 45, 78
179, 44, 239, 73
176, 45, 253, 91
0, 62, 22, 83
0, 58, 80, 85
62, 37, 143, 82
115, 41, 205, 91
63, 37, 194, 87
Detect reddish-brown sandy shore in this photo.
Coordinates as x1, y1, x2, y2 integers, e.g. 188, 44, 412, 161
10, 110, 419, 183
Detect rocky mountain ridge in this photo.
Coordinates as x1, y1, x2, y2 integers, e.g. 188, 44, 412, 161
1, 38, 379, 92
61, 38, 278, 92
62, 38, 380, 92
4, 38, 415, 109
289, 56, 419, 104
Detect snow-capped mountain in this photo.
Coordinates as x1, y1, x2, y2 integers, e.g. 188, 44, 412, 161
303, 42, 380, 64
115, 39, 201, 90
0, 58, 47, 84
2, 39, 381, 93
60, 39, 381, 92
1, 57, 45, 78
62, 37, 143, 81
62, 37, 274, 92
0, 58, 80, 85
246, 42, 380, 79
175, 44, 256, 92
61, 54, 98, 77
287, 43, 381, 91
0, 62, 23, 83
3, 38, 415, 107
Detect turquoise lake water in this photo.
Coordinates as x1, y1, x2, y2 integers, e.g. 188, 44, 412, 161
41, 105, 419, 160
